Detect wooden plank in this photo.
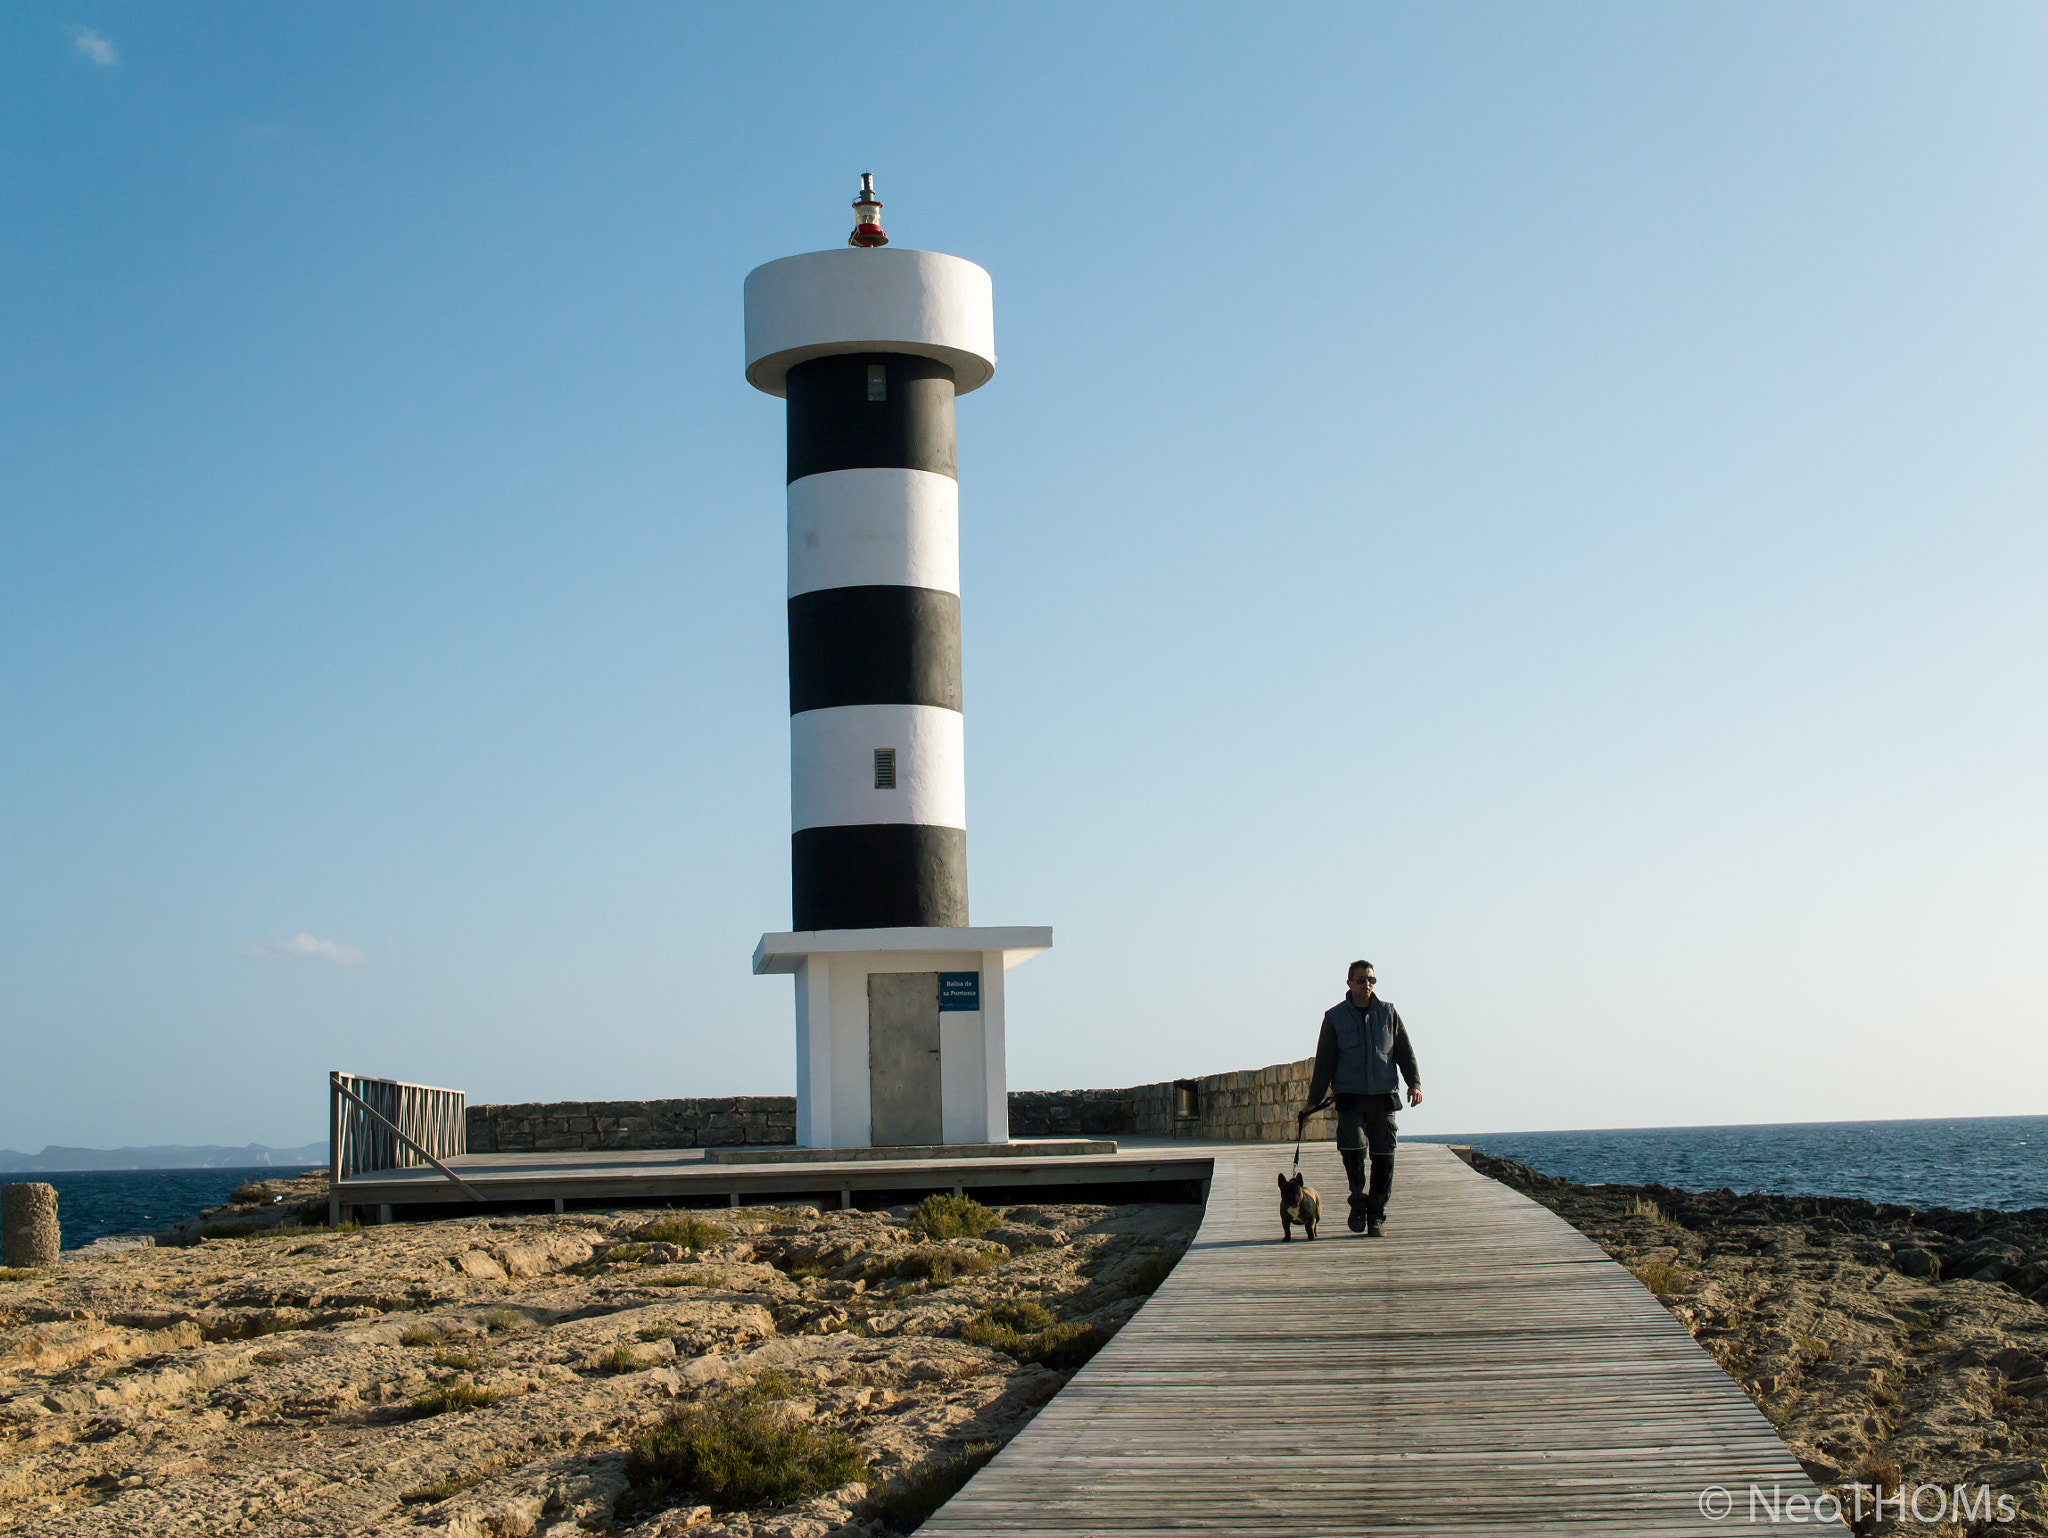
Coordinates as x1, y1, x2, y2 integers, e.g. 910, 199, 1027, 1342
919, 1142, 1820, 1536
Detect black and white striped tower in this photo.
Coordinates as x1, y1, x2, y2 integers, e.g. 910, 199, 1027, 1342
747, 177, 1050, 1150
759, 175, 978, 929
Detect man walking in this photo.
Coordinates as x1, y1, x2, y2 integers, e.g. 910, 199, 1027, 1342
1303, 961, 1421, 1237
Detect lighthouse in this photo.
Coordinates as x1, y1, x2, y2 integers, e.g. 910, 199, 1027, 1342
746, 176, 1050, 1151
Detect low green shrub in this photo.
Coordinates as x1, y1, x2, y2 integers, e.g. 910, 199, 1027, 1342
600, 1342, 648, 1373
895, 1247, 996, 1286
980, 1299, 1056, 1332
229, 1183, 273, 1205
644, 1270, 718, 1288
747, 1368, 798, 1400
432, 1340, 489, 1371
866, 1441, 1000, 1533
413, 1382, 498, 1417
960, 1311, 1103, 1370
0, 1268, 38, 1283
635, 1214, 728, 1250
1631, 1261, 1692, 1295
618, 1393, 866, 1516
400, 1471, 487, 1505
1851, 1451, 1902, 1497
910, 1194, 995, 1241
398, 1323, 441, 1348
483, 1308, 532, 1333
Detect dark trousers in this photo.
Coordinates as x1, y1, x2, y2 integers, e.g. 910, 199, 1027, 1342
1335, 1092, 1398, 1221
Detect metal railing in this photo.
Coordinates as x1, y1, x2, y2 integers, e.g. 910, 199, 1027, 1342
328, 1072, 473, 1225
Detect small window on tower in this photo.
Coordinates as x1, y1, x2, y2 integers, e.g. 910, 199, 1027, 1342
866, 364, 887, 402
873, 748, 897, 789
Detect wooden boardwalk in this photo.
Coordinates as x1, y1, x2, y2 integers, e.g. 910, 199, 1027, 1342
924, 1140, 1818, 1535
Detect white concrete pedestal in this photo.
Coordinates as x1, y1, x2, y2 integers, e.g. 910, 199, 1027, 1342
752, 926, 1050, 1150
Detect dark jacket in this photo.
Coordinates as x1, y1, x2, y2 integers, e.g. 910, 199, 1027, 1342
1306, 996, 1420, 1104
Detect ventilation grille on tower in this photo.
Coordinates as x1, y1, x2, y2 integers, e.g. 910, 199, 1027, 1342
874, 748, 897, 789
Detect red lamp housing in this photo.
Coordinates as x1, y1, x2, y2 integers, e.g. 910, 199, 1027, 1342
848, 171, 888, 248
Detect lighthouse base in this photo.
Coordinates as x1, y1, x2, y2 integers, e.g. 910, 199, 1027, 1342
751, 926, 1051, 1151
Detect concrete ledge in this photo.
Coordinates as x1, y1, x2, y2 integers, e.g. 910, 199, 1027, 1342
752, 925, 1051, 974
707, 1138, 1115, 1165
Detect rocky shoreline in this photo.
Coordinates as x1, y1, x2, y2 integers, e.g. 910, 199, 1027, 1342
1, 1183, 1197, 1537
1467, 1150, 2048, 1534
14, 1156, 2045, 1535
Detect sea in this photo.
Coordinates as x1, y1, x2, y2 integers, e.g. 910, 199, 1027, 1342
15, 1116, 2045, 1251
21, 1166, 321, 1251
1414, 1114, 2048, 1213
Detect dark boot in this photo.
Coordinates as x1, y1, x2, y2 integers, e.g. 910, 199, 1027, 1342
1341, 1148, 1368, 1233
1365, 1153, 1395, 1236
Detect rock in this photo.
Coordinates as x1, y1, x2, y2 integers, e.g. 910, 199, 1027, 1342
490, 1233, 594, 1278
493, 1243, 553, 1278
0, 1193, 1197, 1537
446, 1492, 547, 1536
1894, 1247, 1939, 1278
1992, 1347, 2045, 1380
455, 1249, 509, 1280
985, 1224, 1067, 1254
1, 1182, 60, 1268
1953, 1241, 2024, 1280
681, 1353, 733, 1387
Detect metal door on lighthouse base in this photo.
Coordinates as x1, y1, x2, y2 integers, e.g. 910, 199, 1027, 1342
868, 972, 943, 1146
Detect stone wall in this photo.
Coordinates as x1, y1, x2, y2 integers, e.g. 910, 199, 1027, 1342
1006, 1087, 1137, 1138
465, 1097, 796, 1154
1006, 1056, 1337, 1144
465, 1059, 1337, 1155
1161, 1057, 1338, 1143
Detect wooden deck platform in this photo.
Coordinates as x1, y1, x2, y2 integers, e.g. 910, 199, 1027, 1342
924, 1140, 1819, 1536
334, 1140, 1215, 1218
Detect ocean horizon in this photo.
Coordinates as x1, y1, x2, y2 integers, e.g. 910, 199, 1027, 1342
1414, 1111, 2045, 1212
0, 1141, 326, 1174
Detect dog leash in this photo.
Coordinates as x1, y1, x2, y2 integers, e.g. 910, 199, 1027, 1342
1294, 1098, 1333, 1170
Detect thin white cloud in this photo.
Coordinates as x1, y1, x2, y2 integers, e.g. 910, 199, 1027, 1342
236, 933, 367, 966
70, 27, 118, 67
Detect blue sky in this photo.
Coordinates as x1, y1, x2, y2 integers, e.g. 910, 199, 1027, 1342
4, 4, 2044, 1152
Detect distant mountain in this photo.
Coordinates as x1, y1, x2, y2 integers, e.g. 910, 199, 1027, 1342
0, 1143, 327, 1173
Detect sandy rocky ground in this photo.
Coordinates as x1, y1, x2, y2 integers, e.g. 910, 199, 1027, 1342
1471, 1151, 2048, 1535
0, 1173, 1196, 1538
